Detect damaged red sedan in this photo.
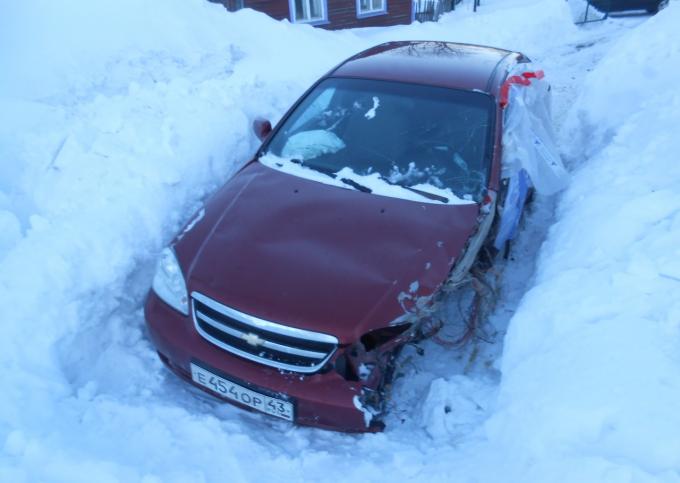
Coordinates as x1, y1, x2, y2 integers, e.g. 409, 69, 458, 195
145, 41, 563, 431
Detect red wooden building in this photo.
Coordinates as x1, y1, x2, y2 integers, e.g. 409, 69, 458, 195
210, 0, 414, 29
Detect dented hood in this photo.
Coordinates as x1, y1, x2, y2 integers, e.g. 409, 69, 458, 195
176, 162, 479, 344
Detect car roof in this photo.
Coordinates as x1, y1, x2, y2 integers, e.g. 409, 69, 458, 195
330, 41, 520, 95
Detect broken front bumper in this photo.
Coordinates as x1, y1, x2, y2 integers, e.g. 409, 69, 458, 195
144, 291, 382, 432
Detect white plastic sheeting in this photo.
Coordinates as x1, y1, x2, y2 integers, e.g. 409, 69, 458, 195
494, 65, 568, 250
501, 65, 568, 194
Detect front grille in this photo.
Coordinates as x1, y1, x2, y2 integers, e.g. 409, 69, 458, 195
191, 291, 338, 373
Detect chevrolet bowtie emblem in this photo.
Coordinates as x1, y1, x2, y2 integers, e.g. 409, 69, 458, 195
241, 332, 264, 347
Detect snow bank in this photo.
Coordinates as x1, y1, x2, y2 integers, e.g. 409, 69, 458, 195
486, 4, 680, 480
563, 1, 680, 161
0, 2, 364, 480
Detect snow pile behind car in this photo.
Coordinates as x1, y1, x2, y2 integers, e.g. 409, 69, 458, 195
2, 0, 676, 481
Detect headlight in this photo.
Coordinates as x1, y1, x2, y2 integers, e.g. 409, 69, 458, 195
152, 247, 189, 315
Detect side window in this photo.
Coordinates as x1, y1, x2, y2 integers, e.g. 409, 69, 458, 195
291, 0, 328, 23
357, 0, 387, 17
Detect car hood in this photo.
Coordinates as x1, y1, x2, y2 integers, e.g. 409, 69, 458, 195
176, 161, 479, 344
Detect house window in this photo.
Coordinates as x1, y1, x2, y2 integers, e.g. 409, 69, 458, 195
357, 0, 387, 17
291, 0, 327, 23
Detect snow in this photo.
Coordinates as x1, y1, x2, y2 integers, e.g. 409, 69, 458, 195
260, 153, 474, 205
420, 376, 495, 442
364, 96, 381, 120
489, 6, 680, 478
178, 208, 206, 240
353, 394, 377, 428
1, 0, 679, 481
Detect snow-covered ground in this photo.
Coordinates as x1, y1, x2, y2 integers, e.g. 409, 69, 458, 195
1, 0, 678, 481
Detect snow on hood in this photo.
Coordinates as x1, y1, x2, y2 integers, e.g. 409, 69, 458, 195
259, 153, 475, 205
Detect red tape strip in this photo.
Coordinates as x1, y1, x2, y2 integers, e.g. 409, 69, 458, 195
499, 70, 545, 108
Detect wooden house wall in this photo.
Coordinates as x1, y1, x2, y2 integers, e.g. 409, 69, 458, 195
210, 0, 413, 28
325, 0, 413, 29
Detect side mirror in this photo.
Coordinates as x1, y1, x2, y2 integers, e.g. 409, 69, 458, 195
253, 118, 272, 141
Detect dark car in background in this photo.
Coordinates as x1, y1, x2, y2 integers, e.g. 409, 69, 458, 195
589, 0, 668, 13
144, 41, 552, 431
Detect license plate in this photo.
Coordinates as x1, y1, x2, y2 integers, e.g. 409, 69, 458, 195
190, 363, 294, 421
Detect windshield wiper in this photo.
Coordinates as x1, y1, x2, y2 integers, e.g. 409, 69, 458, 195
339, 178, 372, 193
290, 158, 339, 178
402, 185, 449, 203
290, 158, 372, 193
378, 176, 449, 203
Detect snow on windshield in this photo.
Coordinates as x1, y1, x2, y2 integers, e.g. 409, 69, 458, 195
259, 153, 474, 205
364, 96, 380, 120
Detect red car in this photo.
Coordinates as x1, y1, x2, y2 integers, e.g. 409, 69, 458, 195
145, 41, 554, 432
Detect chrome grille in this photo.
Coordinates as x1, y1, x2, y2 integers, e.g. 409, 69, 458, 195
191, 292, 338, 373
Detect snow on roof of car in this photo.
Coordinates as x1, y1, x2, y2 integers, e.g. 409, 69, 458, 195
331, 41, 519, 95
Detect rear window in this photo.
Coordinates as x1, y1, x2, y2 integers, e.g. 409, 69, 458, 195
263, 77, 495, 204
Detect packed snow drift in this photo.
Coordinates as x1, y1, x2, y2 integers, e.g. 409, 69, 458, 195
1, 0, 678, 481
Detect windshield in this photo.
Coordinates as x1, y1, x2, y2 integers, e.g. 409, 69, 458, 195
261, 78, 495, 204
